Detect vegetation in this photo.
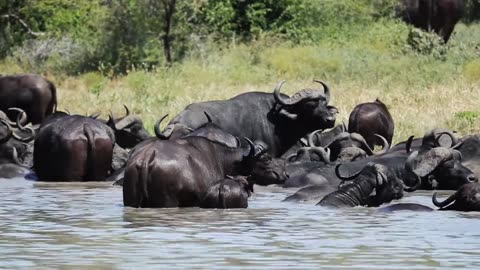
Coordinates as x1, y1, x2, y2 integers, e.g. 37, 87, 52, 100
0, 0, 479, 143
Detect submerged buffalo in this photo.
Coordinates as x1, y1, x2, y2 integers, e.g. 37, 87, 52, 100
200, 175, 254, 209
433, 182, 480, 211
0, 74, 57, 124
159, 80, 337, 157
316, 163, 412, 208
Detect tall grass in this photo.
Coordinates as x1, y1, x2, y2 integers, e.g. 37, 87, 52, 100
1, 20, 479, 144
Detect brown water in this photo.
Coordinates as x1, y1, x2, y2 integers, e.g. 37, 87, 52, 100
1, 178, 480, 269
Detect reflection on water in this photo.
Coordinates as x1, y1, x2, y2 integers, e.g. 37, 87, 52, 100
1, 178, 480, 269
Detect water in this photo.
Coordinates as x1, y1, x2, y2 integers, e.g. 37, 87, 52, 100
1, 179, 480, 269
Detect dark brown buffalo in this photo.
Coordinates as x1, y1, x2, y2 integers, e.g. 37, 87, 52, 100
0, 74, 57, 124
123, 135, 270, 208
34, 113, 115, 181
399, 0, 465, 43
348, 99, 394, 149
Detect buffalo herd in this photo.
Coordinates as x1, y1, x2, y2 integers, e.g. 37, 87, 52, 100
0, 73, 479, 213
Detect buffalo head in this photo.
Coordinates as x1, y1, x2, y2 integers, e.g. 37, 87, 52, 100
407, 146, 476, 190
323, 132, 389, 161
273, 80, 337, 129
107, 105, 150, 148
433, 183, 480, 211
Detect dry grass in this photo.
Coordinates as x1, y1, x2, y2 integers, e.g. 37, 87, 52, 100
53, 72, 479, 145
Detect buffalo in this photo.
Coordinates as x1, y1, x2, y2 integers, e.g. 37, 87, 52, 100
316, 163, 407, 208
34, 113, 115, 181
106, 105, 151, 149
399, 0, 465, 43
348, 99, 394, 148
123, 125, 275, 207
0, 74, 57, 124
199, 175, 254, 209
432, 182, 480, 211
159, 80, 337, 157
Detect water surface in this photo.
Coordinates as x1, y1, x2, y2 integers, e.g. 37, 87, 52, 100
1, 179, 479, 269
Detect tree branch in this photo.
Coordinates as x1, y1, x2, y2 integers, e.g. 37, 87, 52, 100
1, 14, 45, 37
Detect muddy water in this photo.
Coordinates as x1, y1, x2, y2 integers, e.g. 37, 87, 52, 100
0, 179, 480, 269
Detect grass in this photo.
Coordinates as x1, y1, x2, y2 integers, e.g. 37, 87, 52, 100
1, 20, 479, 144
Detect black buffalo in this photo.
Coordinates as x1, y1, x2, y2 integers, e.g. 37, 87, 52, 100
456, 134, 480, 180
0, 118, 35, 178
433, 182, 480, 211
199, 175, 254, 209
106, 105, 151, 149
399, 0, 465, 43
159, 80, 337, 157
348, 99, 394, 148
0, 74, 57, 124
316, 163, 406, 208
34, 113, 115, 181
123, 134, 272, 208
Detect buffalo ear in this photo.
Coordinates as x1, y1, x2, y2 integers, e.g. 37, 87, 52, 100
413, 148, 451, 177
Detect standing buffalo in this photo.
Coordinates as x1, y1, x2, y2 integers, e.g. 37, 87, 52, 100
34, 113, 115, 181
348, 99, 394, 148
200, 175, 254, 209
158, 80, 337, 157
123, 129, 274, 207
399, 0, 465, 43
0, 74, 57, 124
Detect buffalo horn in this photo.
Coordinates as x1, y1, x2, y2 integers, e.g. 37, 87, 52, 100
123, 105, 130, 117
335, 163, 365, 181
350, 133, 375, 155
434, 131, 458, 148
154, 115, 169, 140
432, 192, 457, 208
405, 135, 415, 153
204, 111, 213, 123
273, 80, 289, 106
7, 107, 27, 127
244, 137, 256, 158
413, 148, 452, 177
374, 134, 390, 154
12, 110, 35, 142
308, 129, 323, 147
313, 79, 330, 103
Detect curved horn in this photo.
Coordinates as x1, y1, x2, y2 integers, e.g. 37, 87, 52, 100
225, 175, 234, 179
89, 112, 102, 119
313, 79, 330, 103
204, 111, 212, 123
350, 133, 375, 155
432, 192, 457, 208
65, 109, 71, 115
107, 114, 117, 131
413, 148, 452, 178
0, 119, 13, 144
154, 115, 169, 140
7, 107, 27, 127
373, 134, 390, 154
406, 135, 415, 153
10, 146, 28, 167
123, 105, 130, 117
434, 131, 458, 148
243, 137, 256, 158
404, 174, 422, 192
335, 163, 365, 181
115, 115, 141, 130
12, 110, 35, 142
286, 153, 298, 163
405, 150, 419, 173
341, 121, 347, 132
273, 80, 288, 106
308, 129, 323, 147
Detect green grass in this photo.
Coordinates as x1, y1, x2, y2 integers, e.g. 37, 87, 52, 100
1, 20, 479, 144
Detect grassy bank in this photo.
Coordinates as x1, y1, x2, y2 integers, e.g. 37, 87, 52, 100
1, 20, 479, 144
